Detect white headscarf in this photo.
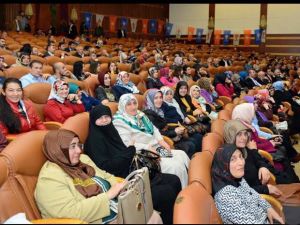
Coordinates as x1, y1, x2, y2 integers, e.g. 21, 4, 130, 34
48, 80, 69, 104
189, 85, 208, 110
116, 71, 140, 94
145, 89, 165, 118
160, 86, 185, 120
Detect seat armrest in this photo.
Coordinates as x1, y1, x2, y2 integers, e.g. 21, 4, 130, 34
260, 194, 285, 221
43, 121, 63, 130
163, 136, 174, 149
258, 149, 274, 166
260, 127, 274, 135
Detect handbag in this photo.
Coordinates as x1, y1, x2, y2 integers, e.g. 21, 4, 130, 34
129, 149, 161, 180
117, 167, 154, 224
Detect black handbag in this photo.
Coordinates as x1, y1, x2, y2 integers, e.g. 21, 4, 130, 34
129, 150, 161, 180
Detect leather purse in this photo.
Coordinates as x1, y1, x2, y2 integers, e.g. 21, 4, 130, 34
117, 167, 154, 224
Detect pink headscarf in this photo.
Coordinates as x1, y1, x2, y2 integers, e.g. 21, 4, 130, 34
232, 103, 255, 131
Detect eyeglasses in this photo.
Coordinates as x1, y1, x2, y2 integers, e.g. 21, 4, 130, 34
69, 143, 84, 150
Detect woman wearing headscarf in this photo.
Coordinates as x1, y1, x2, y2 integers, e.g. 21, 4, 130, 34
112, 71, 140, 101
85, 104, 180, 224
34, 129, 125, 224
212, 144, 284, 224
197, 77, 220, 106
44, 80, 85, 123
232, 103, 300, 181
144, 89, 201, 158
214, 73, 235, 99
159, 67, 178, 88
11, 52, 31, 68
174, 81, 211, 132
189, 85, 218, 120
113, 93, 190, 188
146, 67, 164, 89
95, 72, 117, 105
231, 73, 244, 97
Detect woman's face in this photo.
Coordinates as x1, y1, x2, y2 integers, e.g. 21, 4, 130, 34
95, 115, 112, 126
125, 99, 138, 116
22, 55, 31, 65
68, 137, 82, 166
3, 82, 23, 103
230, 149, 245, 179
191, 88, 200, 98
164, 90, 173, 102
104, 74, 111, 87
235, 130, 250, 148
153, 92, 163, 108
153, 70, 159, 79
57, 85, 69, 99
121, 73, 130, 85
110, 63, 116, 72
179, 85, 188, 97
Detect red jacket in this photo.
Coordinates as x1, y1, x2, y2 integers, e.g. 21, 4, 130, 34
216, 83, 234, 99
44, 99, 85, 123
0, 99, 46, 136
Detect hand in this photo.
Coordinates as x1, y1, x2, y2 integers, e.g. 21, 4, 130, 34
42, 73, 51, 80
148, 145, 158, 154
267, 184, 283, 197
247, 140, 257, 149
159, 140, 171, 151
101, 99, 109, 106
107, 181, 127, 200
175, 127, 185, 135
84, 72, 92, 77
67, 94, 79, 102
267, 207, 284, 224
258, 167, 271, 185
184, 117, 191, 124
63, 70, 73, 78
270, 140, 280, 147
128, 139, 135, 146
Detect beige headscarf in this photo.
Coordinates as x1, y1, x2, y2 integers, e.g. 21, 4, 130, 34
43, 129, 102, 198
231, 103, 255, 127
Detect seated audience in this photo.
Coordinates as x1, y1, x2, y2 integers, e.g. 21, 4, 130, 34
11, 52, 31, 68
214, 73, 235, 99
95, 72, 117, 105
112, 71, 140, 101
20, 60, 56, 88
159, 67, 178, 87
85, 104, 181, 224
0, 78, 46, 135
52, 62, 77, 81
43, 80, 85, 123
43, 42, 56, 57
146, 67, 164, 89
113, 93, 190, 188
244, 69, 263, 89
212, 144, 284, 224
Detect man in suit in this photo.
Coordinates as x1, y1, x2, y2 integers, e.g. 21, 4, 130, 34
64, 41, 76, 52
43, 42, 56, 58
117, 28, 127, 38
219, 55, 232, 67
73, 45, 84, 58
67, 21, 78, 39
244, 69, 262, 89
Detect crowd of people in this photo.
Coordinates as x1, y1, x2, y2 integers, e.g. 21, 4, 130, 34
1, 29, 300, 224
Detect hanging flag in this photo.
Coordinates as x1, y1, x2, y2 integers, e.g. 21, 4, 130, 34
254, 29, 261, 45
196, 28, 203, 44
109, 16, 117, 32
166, 23, 173, 36
244, 29, 251, 46
214, 29, 222, 45
130, 18, 138, 33
120, 17, 128, 30
223, 30, 231, 45
96, 14, 104, 26
187, 26, 195, 41
158, 20, 164, 34
84, 12, 92, 29
261, 29, 266, 43
206, 29, 213, 44
149, 19, 157, 34
142, 19, 148, 34
233, 33, 240, 46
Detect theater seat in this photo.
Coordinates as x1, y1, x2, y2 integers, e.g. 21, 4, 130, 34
45, 56, 64, 66
1, 55, 17, 66
83, 76, 100, 97
218, 109, 231, 121
211, 119, 226, 139
4, 66, 30, 79
64, 56, 82, 65
173, 182, 222, 224
202, 132, 224, 155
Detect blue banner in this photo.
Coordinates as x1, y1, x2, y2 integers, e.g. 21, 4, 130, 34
223, 30, 231, 45
84, 12, 92, 29
120, 17, 128, 30
255, 29, 261, 45
195, 28, 204, 44
166, 23, 173, 36
149, 19, 157, 34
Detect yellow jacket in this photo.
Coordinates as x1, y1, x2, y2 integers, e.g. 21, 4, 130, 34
34, 154, 118, 224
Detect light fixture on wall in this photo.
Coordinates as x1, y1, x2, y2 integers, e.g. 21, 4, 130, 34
260, 14, 267, 30
71, 8, 78, 22
25, 4, 33, 19
208, 16, 215, 30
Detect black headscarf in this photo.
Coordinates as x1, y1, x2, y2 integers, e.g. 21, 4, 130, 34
174, 81, 196, 114
214, 73, 227, 86
84, 104, 136, 178
211, 144, 245, 196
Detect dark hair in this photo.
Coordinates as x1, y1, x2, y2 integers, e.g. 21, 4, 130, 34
46, 41, 55, 50
0, 78, 23, 133
19, 44, 32, 55
108, 62, 119, 73
58, 42, 65, 49
29, 60, 43, 68
73, 61, 84, 79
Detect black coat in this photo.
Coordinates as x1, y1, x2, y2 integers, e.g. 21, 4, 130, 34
67, 24, 78, 39
117, 29, 127, 38
146, 78, 164, 89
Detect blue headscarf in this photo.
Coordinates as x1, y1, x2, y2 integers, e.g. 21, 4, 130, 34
239, 71, 248, 81
273, 81, 284, 91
